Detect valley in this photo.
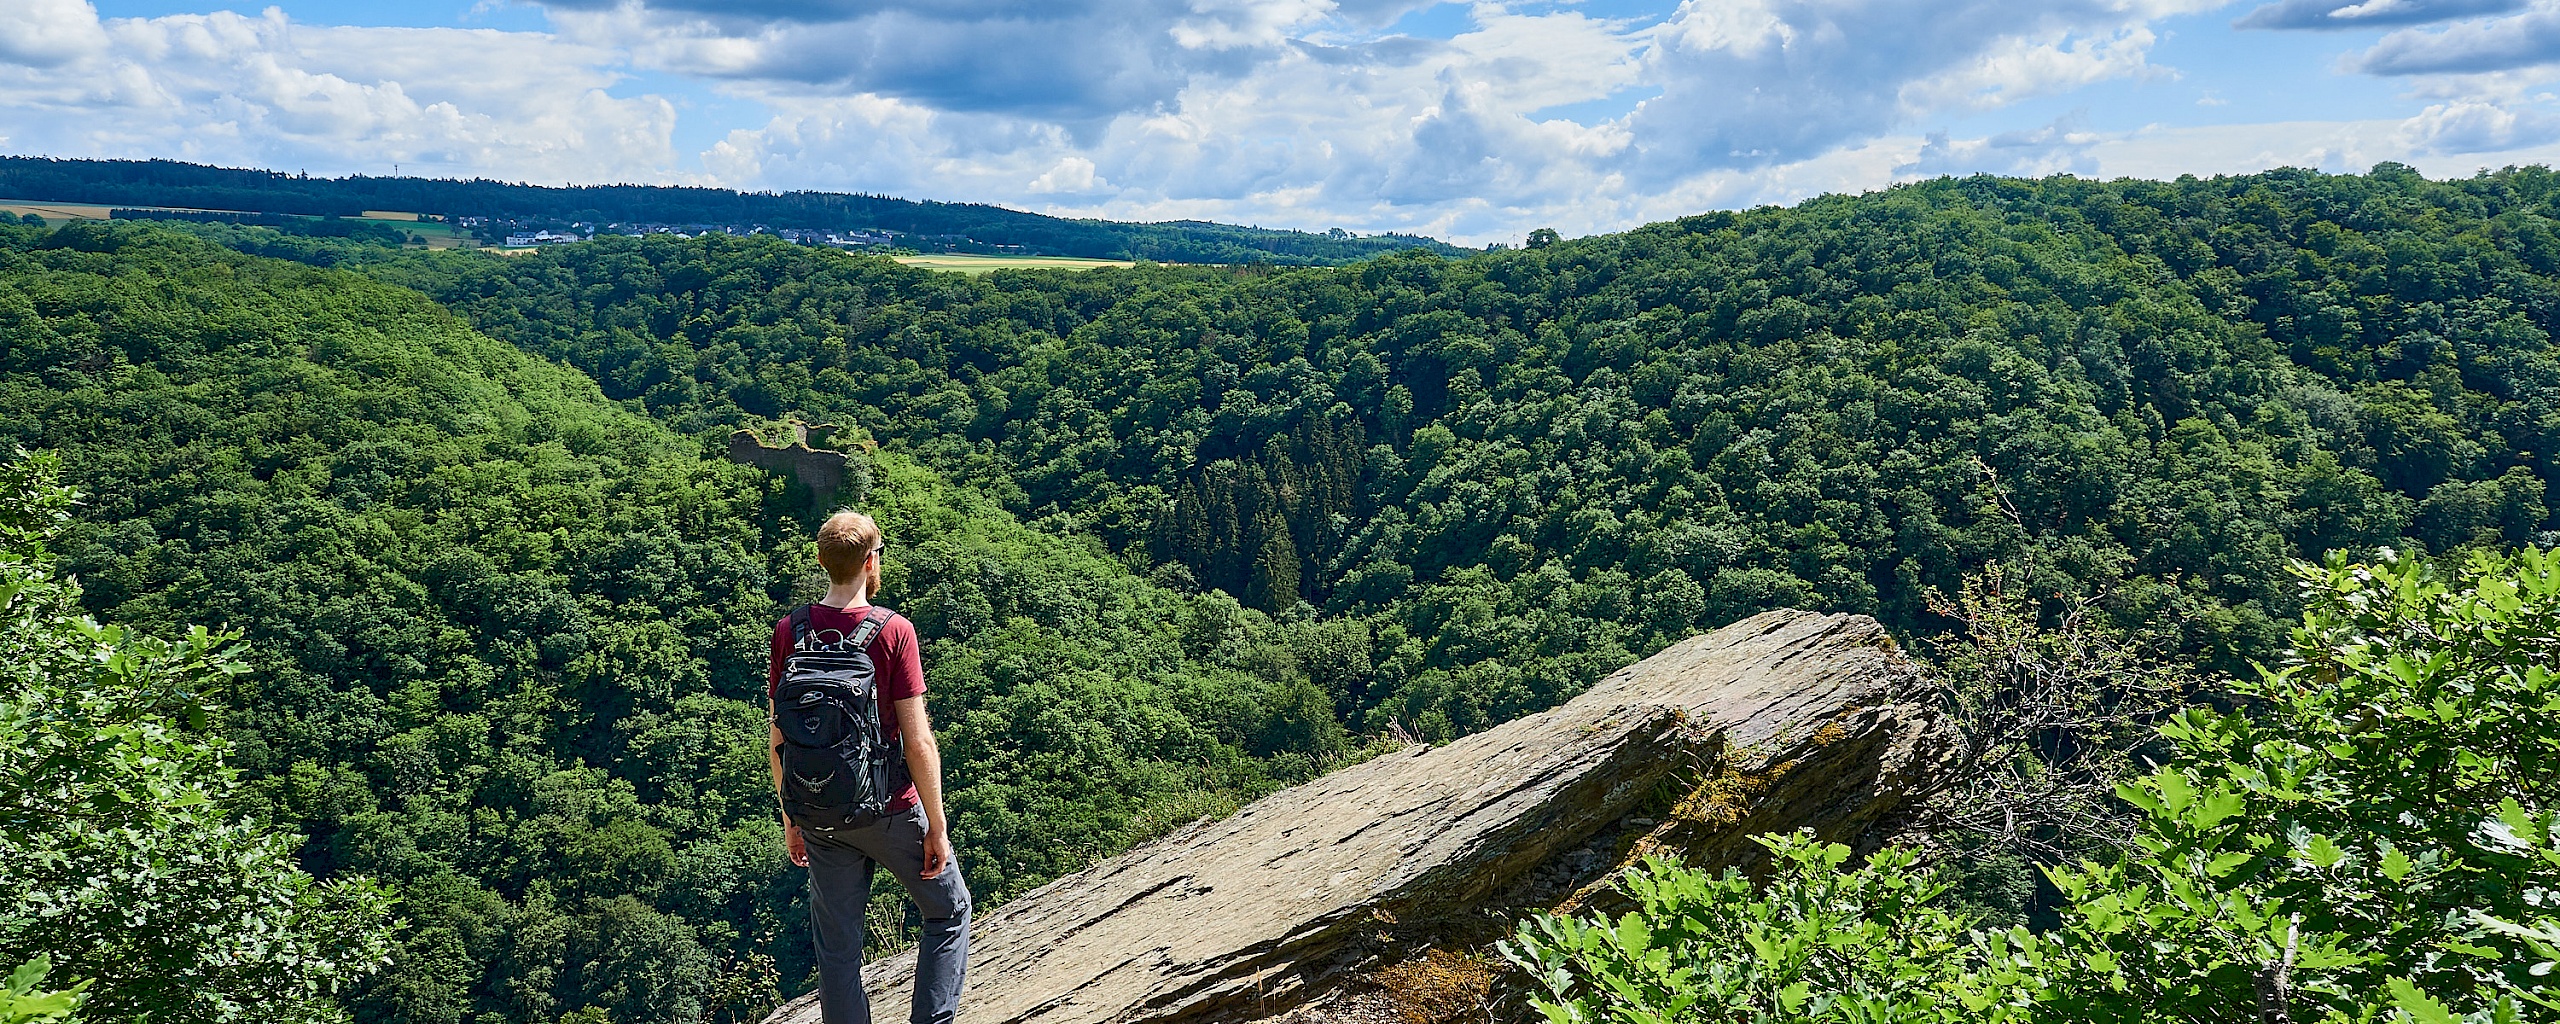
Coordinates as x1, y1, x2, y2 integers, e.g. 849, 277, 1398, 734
7, 163, 2560, 1024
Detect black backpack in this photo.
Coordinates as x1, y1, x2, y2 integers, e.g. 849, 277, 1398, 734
774, 604, 909, 831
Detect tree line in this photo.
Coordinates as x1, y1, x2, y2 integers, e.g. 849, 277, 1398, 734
0, 157, 1465, 265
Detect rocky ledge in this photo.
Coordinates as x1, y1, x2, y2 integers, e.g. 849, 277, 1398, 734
765, 609, 1956, 1024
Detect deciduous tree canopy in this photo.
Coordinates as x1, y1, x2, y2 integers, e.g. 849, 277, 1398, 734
346, 165, 2557, 738
0, 223, 1360, 1024
15, 162, 2560, 1024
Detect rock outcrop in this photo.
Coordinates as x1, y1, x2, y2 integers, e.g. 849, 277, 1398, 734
766, 609, 1954, 1024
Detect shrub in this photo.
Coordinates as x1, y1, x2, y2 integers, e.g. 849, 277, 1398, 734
0, 451, 397, 1024
1502, 836, 2009, 1024
0, 958, 84, 1024
1507, 547, 2560, 1023
2033, 547, 2560, 1020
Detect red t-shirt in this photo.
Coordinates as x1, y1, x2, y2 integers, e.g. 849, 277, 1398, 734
770, 603, 923, 814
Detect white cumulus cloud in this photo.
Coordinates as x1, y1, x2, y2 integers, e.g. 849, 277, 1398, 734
539, 0, 1349, 129
19, 0, 2543, 248
0, 0, 683, 183
2397, 96, 2560, 150
2352, 3, 2560, 74
2234, 0, 2525, 30
1898, 116, 2105, 179
1028, 155, 1107, 194
683, 0, 2224, 241
1619, 0, 2217, 180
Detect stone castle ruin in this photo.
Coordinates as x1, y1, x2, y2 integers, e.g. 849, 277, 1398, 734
726, 421, 856, 501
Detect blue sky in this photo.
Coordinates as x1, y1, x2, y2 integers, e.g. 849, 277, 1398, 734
9, 0, 2560, 244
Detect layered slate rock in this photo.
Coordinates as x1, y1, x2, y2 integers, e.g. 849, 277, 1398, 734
768, 610, 1953, 1024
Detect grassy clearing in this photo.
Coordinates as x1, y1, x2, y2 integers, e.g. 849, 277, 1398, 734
383, 219, 467, 247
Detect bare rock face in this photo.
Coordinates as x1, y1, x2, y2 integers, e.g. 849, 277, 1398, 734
766, 610, 1954, 1024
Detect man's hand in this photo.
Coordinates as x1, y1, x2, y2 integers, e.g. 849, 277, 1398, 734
785, 821, 809, 868
920, 825, 954, 879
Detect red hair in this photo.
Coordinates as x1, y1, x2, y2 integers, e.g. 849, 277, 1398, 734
815, 511, 882, 593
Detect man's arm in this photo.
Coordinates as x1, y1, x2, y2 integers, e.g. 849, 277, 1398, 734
766, 619, 807, 867
892, 696, 954, 878
773, 720, 807, 867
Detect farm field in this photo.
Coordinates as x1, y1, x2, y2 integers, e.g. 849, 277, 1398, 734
0, 200, 114, 221
889, 253, 1137, 273
0, 198, 466, 246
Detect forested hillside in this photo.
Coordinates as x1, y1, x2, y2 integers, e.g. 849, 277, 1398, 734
345, 164, 2558, 739
0, 156, 1465, 265
17, 163, 2560, 1024
0, 222, 1362, 1024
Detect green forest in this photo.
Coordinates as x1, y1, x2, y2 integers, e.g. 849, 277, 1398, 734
0, 222, 1358, 1024
351, 164, 2556, 732
4, 162, 2559, 1023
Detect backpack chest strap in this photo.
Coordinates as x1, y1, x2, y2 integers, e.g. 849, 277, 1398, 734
788, 603, 893, 651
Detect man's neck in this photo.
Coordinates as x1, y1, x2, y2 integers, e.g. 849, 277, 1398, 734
819, 584, 871, 609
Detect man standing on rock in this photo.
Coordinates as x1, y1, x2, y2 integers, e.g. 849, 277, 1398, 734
770, 511, 969, 1024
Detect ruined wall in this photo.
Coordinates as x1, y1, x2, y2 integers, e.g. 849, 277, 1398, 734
725, 423, 850, 500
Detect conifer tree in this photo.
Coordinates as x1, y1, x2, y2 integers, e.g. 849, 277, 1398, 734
1249, 506, 1300, 612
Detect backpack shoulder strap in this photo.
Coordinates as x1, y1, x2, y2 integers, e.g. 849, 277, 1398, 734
848, 605, 892, 648
788, 604, 814, 647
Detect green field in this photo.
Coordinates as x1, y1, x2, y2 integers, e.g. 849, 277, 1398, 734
890, 253, 1136, 273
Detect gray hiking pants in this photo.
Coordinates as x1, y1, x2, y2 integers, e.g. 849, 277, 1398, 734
803, 804, 971, 1024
